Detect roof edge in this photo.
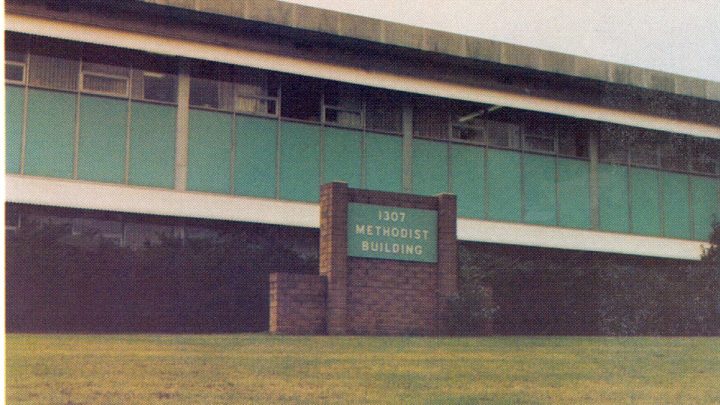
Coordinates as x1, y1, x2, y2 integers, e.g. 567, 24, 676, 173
138, 0, 720, 102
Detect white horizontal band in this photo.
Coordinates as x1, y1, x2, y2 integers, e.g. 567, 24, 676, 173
5, 13, 720, 140
6, 175, 707, 260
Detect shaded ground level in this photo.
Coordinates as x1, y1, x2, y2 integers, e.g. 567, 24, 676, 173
7, 334, 720, 404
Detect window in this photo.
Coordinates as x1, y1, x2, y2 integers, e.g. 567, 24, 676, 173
522, 115, 557, 153
281, 75, 321, 121
131, 71, 177, 103
413, 96, 449, 139
557, 120, 589, 158
451, 101, 489, 144
524, 128, 556, 153
659, 135, 689, 172
487, 120, 521, 148
5, 51, 26, 84
629, 132, 660, 167
691, 139, 719, 175
81, 62, 129, 97
599, 126, 630, 164
366, 89, 402, 133
190, 77, 220, 109
28, 53, 79, 91
234, 67, 278, 116
323, 82, 362, 128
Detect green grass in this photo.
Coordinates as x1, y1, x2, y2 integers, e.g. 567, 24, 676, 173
7, 334, 720, 404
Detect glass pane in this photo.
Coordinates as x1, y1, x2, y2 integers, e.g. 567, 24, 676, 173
599, 128, 630, 164
324, 82, 362, 111
235, 96, 276, 115
413, 97, 449, 139
5, 63, 24, 82
366, 90, 401, 133
525, 136, 555, 152
82, 73, 128, 95
452, 125, 485, 143
142, 73, 177, 103
692, 140, 719, 174
659, 136, 689, 171
487, 121, 521, 149
630, 134, 659, 167
235, 67, 278, 97
190, 77, 219, 108
325, 108, 362, 128
281, 75, 321, 121
558, 132, 589, 157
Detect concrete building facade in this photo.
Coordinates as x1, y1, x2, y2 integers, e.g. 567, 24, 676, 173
5, 0, 720, 332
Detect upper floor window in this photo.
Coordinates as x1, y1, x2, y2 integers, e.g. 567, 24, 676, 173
281, 75, 321, 122
451, 101, 489, 144
5, 51, 26, 84
523, 121, 556, 153
131, 71, 177, 103
366, 89, 402, 134
323, 82, 362, 129
629, 132, 660, 168
691, 139, 719, 175
659, 135, 689, 172
234, 67, 279, 116
557, 120, 589, 158
599, 126, 631, 164
81, 62, 129, 97
189, 66, 278, 115
413, 96, 449, 139
28, 53, 79, 91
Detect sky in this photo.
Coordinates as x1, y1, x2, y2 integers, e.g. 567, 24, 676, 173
282, 0, 720, 83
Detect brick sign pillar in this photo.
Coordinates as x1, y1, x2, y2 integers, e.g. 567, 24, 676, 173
320, 182, 458, 335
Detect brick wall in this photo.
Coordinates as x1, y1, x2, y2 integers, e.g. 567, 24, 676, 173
321, 183, 458, 336
271, 183, 458, 336
269, 273, 326, 335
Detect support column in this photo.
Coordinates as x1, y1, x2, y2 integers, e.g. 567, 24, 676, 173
589, 132, 600, 229
436, 192, 458, 334
320, 182, 350, 335
174, 67, 190, 191
402, 100, 413, 193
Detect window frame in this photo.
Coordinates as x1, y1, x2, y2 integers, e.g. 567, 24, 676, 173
5, 60, 27, 85
80, 69, 130, 98
133, 71, 178, 104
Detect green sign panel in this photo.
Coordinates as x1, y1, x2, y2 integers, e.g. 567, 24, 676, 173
347, 203, 437, 263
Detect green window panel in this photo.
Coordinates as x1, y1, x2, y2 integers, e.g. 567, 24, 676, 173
365, 132, 402, 192
487, 148, 522, 222
6, 85, 24, 173
557, 158, 591, 229
662, 172, 692, 239
629, 167, 662, 236
691, 175, 719, 241
412, 139, 448, 196
451, 143, 484, 219
598, 163, 630, 233
78, 96, 128, 183
24, 89, 75, 178
187, 109, 232, 193
235, 115, 278, 198
323, 127, 362, 188
128, 102, 176, 188
523, 154, 557, 226
279, 121, 321, 202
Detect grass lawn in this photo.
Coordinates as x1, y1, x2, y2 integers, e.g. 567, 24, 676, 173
6, 334, 720, 404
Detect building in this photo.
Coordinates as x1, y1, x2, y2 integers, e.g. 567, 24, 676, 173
5, 0, 720, 333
